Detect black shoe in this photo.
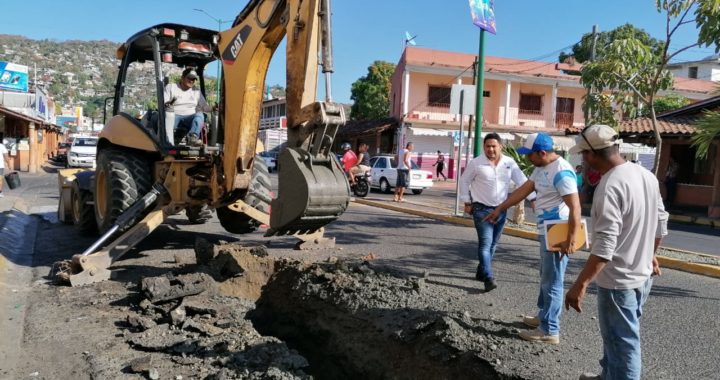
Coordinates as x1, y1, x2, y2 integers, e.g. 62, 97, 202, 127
484, 279, 497, 292
475, 265, 484, 281
187, 133, 202, 147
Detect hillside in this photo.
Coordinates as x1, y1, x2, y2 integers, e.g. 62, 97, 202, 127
0, 35, 287, 119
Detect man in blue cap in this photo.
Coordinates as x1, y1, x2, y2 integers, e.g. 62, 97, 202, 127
485, 132, 581, 345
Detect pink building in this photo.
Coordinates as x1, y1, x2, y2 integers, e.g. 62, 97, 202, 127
388, 46, 715, 177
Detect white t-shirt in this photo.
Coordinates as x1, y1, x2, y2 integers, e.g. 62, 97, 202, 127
459, 154, 528, 206
0, 144, 8, 169
163, 83, 211, 116
397, 149, 410, 170
529, 156, 577, 234
591, 162, 669, 289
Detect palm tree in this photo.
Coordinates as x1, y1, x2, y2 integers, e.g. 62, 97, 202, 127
691, 110, 720, 159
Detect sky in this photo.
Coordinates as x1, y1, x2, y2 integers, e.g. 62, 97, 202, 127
2, 0, 717, 104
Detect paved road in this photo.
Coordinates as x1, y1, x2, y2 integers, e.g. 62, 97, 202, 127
1, 170, 719, 378
365, 180, 720, 256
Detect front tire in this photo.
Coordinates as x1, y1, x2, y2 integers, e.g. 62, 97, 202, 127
379, 178, 392, 194
411, 189, 423, 195
71, 180, 98, 235
217, 155, 273, 234
94, 147, 153, 233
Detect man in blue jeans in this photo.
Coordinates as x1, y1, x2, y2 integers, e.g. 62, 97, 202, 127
163, 68, 213, 147
565, 125, 668, 380
460, 133, 531, 292
485, 132, 581, 344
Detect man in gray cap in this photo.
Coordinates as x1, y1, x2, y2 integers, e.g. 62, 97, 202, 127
164, 68, 213, 147
565, 125, 668, 380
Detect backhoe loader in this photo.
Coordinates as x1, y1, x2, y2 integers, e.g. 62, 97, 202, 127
55, 0, 349, 286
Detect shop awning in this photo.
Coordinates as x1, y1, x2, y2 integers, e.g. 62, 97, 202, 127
409, 127, 452, 137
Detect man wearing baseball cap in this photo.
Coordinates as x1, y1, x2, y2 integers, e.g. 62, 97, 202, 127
163, 68, 214, 147
565, 125, 668, 380
485, 132, 581, 345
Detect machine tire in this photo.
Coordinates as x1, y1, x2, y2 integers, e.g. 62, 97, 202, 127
379, 178, 392, 194
411, 189, 423, 195
186, 205, 213, 224
94, 147, 153, 233
71, 180, 98, 235
217, 155, 272, 234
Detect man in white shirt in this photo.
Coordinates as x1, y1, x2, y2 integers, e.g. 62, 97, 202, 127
163, 68, 213, 147
460, 133, 530, 292
394, 142, 413, 202
565, 125, 668, 380
485, 132, 581, 345
0, 141, 9, 197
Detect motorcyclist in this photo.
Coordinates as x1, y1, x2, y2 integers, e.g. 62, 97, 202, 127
340, 142, 358, 183
350, 142, 371, 183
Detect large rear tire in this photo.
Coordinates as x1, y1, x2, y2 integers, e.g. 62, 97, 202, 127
94, 147, 153, 233
217, 155, 273, 234
71, 180, 97, 235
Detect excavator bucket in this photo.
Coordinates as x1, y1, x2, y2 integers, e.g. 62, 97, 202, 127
267, 148, 349, 236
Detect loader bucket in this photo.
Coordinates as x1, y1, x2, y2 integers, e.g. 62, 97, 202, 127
267, 148, 350, 236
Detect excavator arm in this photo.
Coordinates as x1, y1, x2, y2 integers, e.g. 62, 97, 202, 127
218, 0, 349, 235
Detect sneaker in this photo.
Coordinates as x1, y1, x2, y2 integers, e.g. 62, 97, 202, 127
522, 315, 540, 328
0, 192, 4, 198
484, 279, 497, 292
518, 328, 559, 344
187, 133, 202, 147
579, 373, 601, 380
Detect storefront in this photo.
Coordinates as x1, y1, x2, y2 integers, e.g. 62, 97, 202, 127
0, 105, 64, 173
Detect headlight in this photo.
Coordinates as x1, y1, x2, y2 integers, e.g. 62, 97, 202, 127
70, 152, 79, 157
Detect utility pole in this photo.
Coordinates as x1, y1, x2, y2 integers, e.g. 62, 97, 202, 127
193, 9, 232, 102
584, 25, 599, 125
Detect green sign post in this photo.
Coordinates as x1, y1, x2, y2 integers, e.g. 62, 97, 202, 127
468, 0, 495, 157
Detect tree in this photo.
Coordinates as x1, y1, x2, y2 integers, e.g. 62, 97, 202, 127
691, 110, 720, 158
350, 61, 395, 121
559, 23, 664, 64
580, 0, 720, 174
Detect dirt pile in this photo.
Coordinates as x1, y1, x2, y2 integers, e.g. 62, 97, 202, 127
119, 245, 311, 379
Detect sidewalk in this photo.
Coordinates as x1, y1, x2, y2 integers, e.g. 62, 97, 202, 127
0, 166, 60, 215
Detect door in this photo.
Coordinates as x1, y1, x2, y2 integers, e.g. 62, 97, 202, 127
555, 97, 575, 128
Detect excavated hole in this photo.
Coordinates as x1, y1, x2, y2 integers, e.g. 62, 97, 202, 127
198, 242, 521, 380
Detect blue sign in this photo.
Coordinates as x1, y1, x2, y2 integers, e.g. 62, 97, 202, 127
0, 61, 29, 92
469, 0, 496, 34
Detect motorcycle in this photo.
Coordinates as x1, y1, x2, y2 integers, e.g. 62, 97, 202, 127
350, 172, 371, 198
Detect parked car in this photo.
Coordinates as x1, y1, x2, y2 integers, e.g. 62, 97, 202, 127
258, 151, 277, 172
66, 136, 98, 168
369, 155, 433, 195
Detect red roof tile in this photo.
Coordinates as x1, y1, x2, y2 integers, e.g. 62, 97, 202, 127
619, 116, 698, 135
403, 46, 716, 93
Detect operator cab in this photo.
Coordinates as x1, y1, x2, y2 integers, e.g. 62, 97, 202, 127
111, 23, 220, 152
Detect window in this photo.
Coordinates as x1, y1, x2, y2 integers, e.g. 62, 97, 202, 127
519, 93, 543, 115
688, 66, 698, 79
374, 157, 387, 169
428, 86, 451, 107
483, 91, 491, 98
670, 144, 714, 185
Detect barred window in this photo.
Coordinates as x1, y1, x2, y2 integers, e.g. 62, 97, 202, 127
428, 86, 451, 107
519, 93, 543, 114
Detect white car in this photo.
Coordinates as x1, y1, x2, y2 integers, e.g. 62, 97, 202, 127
369, 155, 433, 195
67, 136, 98, 168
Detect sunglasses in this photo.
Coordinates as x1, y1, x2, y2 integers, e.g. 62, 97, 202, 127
580, 127, 596, 154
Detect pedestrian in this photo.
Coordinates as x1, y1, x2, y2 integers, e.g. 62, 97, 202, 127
565, 125, 668, 380
664, 157, 678, 208
459, 133, 533, 292
0, 141, 9, 197
575, 165, 583, 192
584, 166, 601, 204
394, 142, 413, 202
484, 132, 581, 345
433, 150, 447, 181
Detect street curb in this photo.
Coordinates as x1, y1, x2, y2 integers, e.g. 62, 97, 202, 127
669, 214, 717, 228
354, 198, 720, 279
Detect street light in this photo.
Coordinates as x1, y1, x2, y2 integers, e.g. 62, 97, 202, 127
193, 8, 232, 102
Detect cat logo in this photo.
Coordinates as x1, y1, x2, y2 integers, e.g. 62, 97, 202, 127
222, 25, 252, 65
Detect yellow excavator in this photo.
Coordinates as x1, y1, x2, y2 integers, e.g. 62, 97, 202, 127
56, 0, 349, 286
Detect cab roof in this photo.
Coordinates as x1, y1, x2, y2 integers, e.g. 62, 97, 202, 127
116, 23, 218, 68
